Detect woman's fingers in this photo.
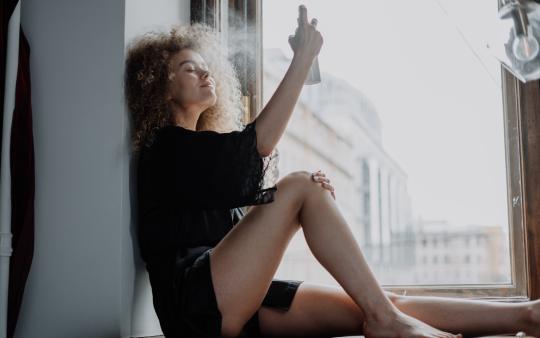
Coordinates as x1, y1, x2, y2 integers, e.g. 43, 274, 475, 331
312, 170, 326, 178
310, 171, 326, 181
315, 176, 330, 183
296, 5, 308, 45
288, 34, 297, 51
310, 171, 336, 200
321, 182, 336, 200
290, 5, 323, 57
298, 5, 308, 26
320, 181, 334, 190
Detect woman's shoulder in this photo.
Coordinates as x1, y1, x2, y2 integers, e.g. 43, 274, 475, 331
149, 122, 255, 155
152, 125, 218, 153
156, 124, 187, 136
153, 125, 191, 144
156, 124, 220, 139
137, 126, 181, 156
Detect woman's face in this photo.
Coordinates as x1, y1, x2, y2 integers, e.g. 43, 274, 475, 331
166, 49, 217, 113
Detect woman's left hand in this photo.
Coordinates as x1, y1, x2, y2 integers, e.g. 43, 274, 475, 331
310, 170, 336, 200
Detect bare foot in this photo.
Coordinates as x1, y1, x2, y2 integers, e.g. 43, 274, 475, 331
520, 299, 540, 337
363, 310, 463, 338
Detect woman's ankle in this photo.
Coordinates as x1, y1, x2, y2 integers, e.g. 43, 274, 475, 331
363, 302, 402, 323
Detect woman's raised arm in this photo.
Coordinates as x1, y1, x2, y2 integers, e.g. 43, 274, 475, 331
253, 6, 323, 157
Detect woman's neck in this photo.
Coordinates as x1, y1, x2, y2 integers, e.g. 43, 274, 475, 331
170, 110, 200, 131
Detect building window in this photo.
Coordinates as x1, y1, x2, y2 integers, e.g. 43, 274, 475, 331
361, 159, 371, 239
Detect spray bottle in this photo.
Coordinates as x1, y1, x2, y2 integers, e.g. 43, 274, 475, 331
290, 5, 321, 85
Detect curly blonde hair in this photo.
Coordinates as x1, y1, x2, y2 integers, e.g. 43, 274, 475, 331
125, 23, 245, 155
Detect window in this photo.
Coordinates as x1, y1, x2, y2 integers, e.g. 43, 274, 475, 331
193, 0, 540, 300
360, 158, 371, 242
260, 0, 530, 298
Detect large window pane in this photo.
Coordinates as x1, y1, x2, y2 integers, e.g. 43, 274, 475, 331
263, 0, 512, 286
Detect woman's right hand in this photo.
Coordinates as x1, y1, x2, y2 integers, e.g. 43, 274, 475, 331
255, 5, 323, 155
288, 5, 323, 61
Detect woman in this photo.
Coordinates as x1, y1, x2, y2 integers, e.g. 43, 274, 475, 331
125, 11, 540, 338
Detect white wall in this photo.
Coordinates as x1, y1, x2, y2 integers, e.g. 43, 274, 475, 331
15, 0, 189, 337
125, 2, 190, 336
125, 0, 190, 44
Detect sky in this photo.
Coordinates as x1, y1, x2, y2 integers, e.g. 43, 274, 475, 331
262, 0, 510, 229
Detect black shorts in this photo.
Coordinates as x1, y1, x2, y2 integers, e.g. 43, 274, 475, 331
173, 247, 303, 337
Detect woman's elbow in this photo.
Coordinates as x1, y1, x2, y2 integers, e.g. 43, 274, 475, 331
258, 146, 273, 158
254, 122, 274, 157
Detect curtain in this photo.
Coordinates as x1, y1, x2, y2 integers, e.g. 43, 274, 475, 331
1, 1, 35, 337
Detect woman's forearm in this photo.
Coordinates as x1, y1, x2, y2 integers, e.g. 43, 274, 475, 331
254, 52, 314, 156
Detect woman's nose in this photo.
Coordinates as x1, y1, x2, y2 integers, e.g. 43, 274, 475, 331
200, 69, 209, 79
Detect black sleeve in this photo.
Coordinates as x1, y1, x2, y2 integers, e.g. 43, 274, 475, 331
156, 119, 278, 210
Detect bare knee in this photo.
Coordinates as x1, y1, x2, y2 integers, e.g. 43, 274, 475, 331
274, 170, 318, 210
280, 170, 312, 185
281, 170, 324, 197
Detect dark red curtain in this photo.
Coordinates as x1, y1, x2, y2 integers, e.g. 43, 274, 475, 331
1, 1, 35, 337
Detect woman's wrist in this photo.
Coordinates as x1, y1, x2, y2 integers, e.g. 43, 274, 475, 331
291, 50, 316, 69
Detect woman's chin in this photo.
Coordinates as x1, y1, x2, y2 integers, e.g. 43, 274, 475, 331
201, 100, 217, 111
203, 94, 217, 108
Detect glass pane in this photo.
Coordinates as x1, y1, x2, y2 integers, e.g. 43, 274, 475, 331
262, 0, 512, 286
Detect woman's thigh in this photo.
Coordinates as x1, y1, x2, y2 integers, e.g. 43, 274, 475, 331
210, 171, 326, 337
258, 282, 365, 337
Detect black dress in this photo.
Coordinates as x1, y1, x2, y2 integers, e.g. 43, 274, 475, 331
136, 119, 303, 337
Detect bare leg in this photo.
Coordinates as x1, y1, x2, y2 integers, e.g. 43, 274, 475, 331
258, 282, 367, 337
391, 294, 540, 337
298, 176, 463, 338
258, 283, 540, 338
210, 171, 460, 338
